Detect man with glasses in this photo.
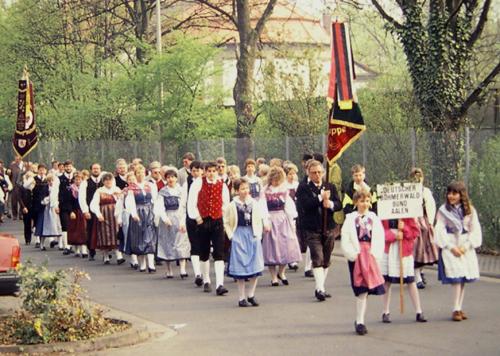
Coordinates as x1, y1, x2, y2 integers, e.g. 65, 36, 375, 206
147, 161, 165, 191
296, 160, 342, 301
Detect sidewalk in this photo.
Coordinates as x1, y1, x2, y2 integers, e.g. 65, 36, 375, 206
1, 218, 499, 278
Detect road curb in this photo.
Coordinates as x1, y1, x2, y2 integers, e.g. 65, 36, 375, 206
0, 304, 176, 354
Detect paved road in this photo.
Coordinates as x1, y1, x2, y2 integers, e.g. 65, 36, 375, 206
1, 220, 499, 356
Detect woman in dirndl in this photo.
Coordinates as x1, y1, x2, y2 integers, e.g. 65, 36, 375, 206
126, 165, 158, 273
90, 173, 124, 265
155, 169, 191, 278
67, 172, 88, 258
410, 168, 438, 289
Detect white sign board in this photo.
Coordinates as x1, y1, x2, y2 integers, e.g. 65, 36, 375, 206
376, 182, 424, 220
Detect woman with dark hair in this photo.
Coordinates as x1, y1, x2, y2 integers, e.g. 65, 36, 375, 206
67, 172, 88, 258
90, 173, 123, 265
155, 169, 191, 278
435, 181, 482, 321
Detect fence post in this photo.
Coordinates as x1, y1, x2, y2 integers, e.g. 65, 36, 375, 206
196, 141, 202, 161
285, 136, 290, 161
465, 127, 470, 187
221, 138, 225, 158
362, 133, 367, 167
321, 134, 326, 154
252, 139, 256, 159
410, 128, 416, 167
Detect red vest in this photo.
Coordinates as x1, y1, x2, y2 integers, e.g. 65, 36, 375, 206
197, 177, 224, 219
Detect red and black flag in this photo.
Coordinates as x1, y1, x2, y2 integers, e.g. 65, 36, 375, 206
326, 21, 365, 164
13, 68, 38, 158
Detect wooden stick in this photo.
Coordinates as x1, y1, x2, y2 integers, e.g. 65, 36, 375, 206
399, 231, 404, 314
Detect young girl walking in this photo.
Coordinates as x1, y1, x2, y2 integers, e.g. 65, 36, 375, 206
435, 181, 481, 321
341, 190, 385, 335
224, 178, 267, 307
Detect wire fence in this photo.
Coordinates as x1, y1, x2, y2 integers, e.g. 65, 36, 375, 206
1, 127, 498, 247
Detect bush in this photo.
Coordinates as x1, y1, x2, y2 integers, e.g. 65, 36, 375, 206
0, 261, 127, 345
469, 135, 500, 250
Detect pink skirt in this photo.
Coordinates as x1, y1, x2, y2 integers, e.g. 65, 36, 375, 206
353, 242, 385, 289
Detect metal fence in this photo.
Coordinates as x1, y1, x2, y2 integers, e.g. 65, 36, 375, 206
1, 128, 499, 247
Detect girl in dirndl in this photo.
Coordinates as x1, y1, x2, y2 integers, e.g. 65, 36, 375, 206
90, 173, 124, 265
155, 169, 191, 278
126, 165, 158, 273
410, 168, 438, 289
261, 166, 302, 286
67, 172, 88, 258
435, 181, 481, 322
341, 189, 385, 335
116, 172, 138, 269
380, 217, 427, 323
224, 178, 267, 307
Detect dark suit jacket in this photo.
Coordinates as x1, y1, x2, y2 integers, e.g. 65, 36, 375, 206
296, 180, 342, 233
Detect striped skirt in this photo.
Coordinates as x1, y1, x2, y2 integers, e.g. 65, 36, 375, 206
128, 204, 157, 255
96, 203, 119, 250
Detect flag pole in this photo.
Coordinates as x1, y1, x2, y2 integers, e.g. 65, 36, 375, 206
399, 220, 404, 314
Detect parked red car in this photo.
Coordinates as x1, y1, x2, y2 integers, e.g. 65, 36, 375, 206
0, 233, 21, 295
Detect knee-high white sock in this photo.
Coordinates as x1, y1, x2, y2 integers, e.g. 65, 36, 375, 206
313, 267, 325, 292
383, 282, 392, 314
61, 232, 68, 249
214, 260, 225, 287
237, 280, 246, 301
34, 235, 40, 244
130, 254, 138, 265
58, 234, 63, 247
356, 293, 368, 324
408, 282, 423, 314
103, 251, 110, 262
415, 269, 423, 284
324, 267, 329, 281
191, 255, 201, 277
139, 255, 147, 270
459, 283, 465, 310
115, 249, 123, 260
147, 254, 155, 269
201, 261, 211, 284
81, 245, 88, 255
248, 277, 258, 298
305, 247, 312, 272
452, 283, 461, 311
180, 259, 187, 275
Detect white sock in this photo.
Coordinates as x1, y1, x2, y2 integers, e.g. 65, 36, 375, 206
139, 255, 147, 270
103, 252, 110, 262
214, 260, 225, 288
453, 283, 462, 311
312, 267, 325, 292
147, 254, 155, 269
58, 235, 63, 247
62, 232, 68, 249
324, 267, 329, 281
115, 250, 123, 260
81, 245, 88, 255
459, 284, 465, 310
34, 235, 40, 244
248, 277, 258, 298
305, 247, 312, 272
356, 293, 368, 324
131, 254, 138, 265
191, 255, 201, 276
415, 269, 423, 284
180, 259, 187, 275
237, 280, 246, 301
201, 260, 211, 284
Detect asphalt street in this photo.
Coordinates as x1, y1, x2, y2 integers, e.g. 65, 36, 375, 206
2, 220, 499, 356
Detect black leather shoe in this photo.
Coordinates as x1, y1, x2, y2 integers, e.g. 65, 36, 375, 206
355, 321, 368, 335
82, 254, 88, 259
239, 299, 249, 307
89, 256, 95, 261
148, 268, 156, 274
416, 313, 427, 322
104, 260, 110, 265
271, 281, 279, 287
247, 297, 259, 307
416, 281, 425, 289
315, 290, 326, 302
41, 246, 47, 251
35, 243, 40, 248
382, 313, 391, 323
203, 283, 212, 293
117, 258, 126, 265
156, 260, 163, 266
195, 275, 203, 287
50, 241, 58, 248
216, 285, 228, 296
63, 249, 71, 255
288, 263, 298, 271
139, 269, 146, 273
166, 275, 174, 279
304, 270, 314, 278
277, 274, 289, 285
324, 292, 332, 298
180, 273, 188, 279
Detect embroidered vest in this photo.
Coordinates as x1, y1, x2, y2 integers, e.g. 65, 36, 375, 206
197, 177, 223, 219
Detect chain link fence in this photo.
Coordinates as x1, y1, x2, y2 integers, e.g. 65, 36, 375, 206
1, 127, 498, 247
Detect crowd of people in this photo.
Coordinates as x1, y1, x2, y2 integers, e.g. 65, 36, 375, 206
0, 152, 482, 335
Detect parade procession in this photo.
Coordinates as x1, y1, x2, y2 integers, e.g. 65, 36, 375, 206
0, 0, 498, 355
